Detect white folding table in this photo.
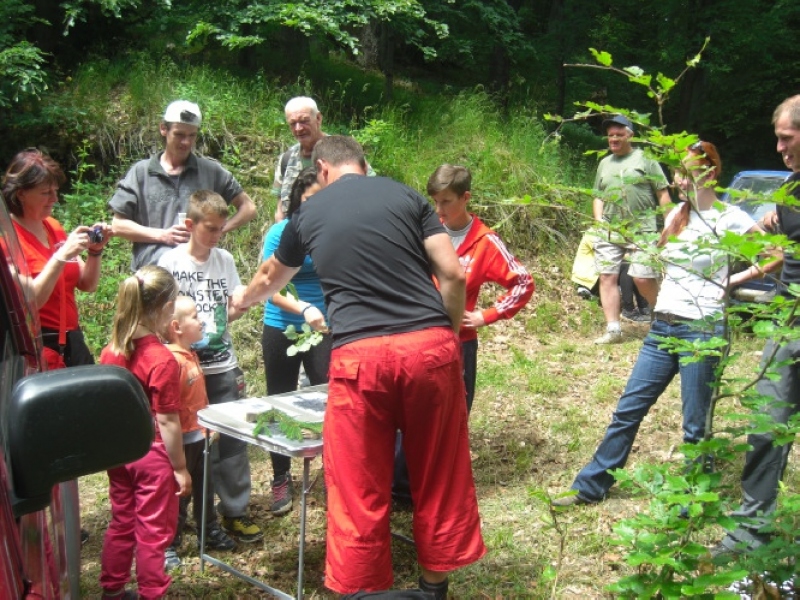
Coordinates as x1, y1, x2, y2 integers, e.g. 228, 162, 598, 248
198, 385, 326, 600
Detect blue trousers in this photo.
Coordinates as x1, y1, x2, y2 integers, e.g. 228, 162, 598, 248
572, 319, 722, 501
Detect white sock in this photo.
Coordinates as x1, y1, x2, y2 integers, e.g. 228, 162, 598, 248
607, 322, 621, 333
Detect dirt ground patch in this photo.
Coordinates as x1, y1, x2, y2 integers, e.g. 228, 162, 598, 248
78, 268, 798, 599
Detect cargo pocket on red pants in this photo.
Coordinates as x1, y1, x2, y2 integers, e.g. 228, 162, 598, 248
328, 356, 361, 411
420, 344, 461, 406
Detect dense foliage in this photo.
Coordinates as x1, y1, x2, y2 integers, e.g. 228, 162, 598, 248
2, 0, 800, 172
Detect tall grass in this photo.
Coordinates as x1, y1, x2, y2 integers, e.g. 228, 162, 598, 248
31, 53, 595, 370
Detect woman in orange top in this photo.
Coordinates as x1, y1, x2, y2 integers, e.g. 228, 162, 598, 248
2, 148, 110, 370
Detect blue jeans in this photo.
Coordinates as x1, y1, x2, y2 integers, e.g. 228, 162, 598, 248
572, 319, 723, 501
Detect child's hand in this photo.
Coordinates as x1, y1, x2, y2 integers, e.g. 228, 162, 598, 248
174, 467, 192, 496
462, 310, 486, 329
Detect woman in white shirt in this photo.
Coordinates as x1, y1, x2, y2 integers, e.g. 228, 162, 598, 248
555, 141, 774, 505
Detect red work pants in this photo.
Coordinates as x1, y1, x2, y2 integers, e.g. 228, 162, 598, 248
324, 327, 486, 594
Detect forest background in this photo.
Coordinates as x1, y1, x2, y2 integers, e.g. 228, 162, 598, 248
4, 0, 800, 597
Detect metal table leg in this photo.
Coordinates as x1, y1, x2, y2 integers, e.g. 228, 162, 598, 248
199, 430, 300, 600
199, 428, 210, 572
296, 457, 312, 600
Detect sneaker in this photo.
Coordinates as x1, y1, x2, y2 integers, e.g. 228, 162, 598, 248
164, 546, 181, 570
621, 308, 639, 321
551, 493, 596, 507
576, 286, 593, 300
622, 309, 651, 323
728, 574, 796, 599
270, 474, 294, 516
220, 515, 263, 543
204, 524, 236, 550
80, 528, 90, 546
594, 330, 623, 345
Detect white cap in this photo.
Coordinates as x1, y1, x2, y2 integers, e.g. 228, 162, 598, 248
163, 101, 202, 126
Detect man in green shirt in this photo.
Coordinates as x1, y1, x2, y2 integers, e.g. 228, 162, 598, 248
592, 115, 671, 344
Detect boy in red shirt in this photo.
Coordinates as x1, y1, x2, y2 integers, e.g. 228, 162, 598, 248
394, 164, 535, 505
163, 296, 235, 570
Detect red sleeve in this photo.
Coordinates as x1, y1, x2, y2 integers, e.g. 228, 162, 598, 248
99, 346, 126, 367
479, 233, 534, 325
148, 354, 182, 415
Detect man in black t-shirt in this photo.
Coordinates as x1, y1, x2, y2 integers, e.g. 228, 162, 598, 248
234, 136, 485, 598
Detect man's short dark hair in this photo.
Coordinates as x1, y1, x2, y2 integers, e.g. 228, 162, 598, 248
312, 136, 366, 170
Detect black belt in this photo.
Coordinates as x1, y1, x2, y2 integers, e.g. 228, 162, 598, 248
40, 327, 78, 352
653, 312, 692, 325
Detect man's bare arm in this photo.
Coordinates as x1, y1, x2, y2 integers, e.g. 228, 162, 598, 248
111, 213, 189, 246
424, 232, 466, 333
232, 256, 299, 312
656, 187, 672, 207
593, 197, 604, 221
223, 192, 257, 234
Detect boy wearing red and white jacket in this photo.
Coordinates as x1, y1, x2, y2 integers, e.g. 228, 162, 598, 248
393, 164, 534, 505
428, 164, 534, 412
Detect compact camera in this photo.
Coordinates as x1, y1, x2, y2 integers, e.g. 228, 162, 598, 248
87, 226, 104, 244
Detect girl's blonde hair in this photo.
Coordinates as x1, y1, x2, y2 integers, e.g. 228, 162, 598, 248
109, 265, 178, 358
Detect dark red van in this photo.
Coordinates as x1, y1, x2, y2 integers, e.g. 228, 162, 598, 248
0, 198, 154, 598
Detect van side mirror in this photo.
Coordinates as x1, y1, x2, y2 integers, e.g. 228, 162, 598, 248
6, 365, 154, 517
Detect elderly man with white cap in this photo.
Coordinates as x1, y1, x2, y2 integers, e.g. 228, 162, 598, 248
110, 100, 256, 270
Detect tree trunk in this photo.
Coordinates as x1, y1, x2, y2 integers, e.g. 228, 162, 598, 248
357, 21, 380, 70
378, 23, 395, 102
547, 0, 567, 116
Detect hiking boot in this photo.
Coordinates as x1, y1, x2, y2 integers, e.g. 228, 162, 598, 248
164, 546, 181, 571
418, 576, 449, 600
204, 524, 236, 550
80, 528, 90, 546
270, 474, 294, 516
221, 515, 264, 543
551, 493, 596, 507
594, 330, 623, 345
576, 285, 593, 300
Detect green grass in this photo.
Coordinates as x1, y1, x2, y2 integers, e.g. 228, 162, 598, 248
76, 312, 800, 599
32, 52, 798, 599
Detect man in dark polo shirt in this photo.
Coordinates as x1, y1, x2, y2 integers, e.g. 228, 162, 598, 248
715, 95, 800, 558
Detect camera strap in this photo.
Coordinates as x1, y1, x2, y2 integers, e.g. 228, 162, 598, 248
43, 219, 67, 348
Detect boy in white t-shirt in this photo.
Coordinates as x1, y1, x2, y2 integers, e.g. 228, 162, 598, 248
158, 190, 263, 543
